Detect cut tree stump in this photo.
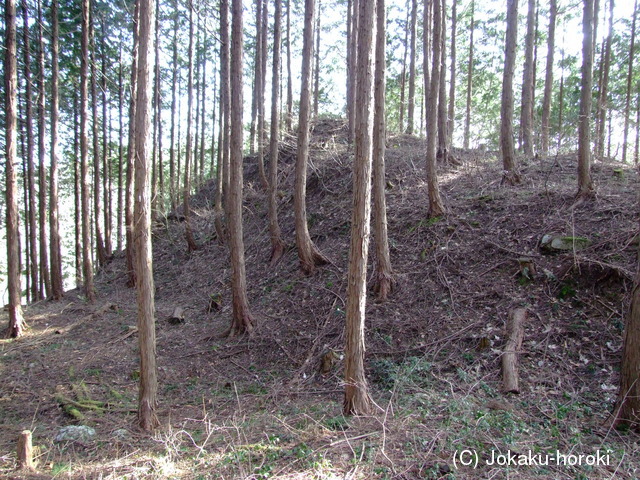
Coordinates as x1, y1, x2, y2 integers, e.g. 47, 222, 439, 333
168, 307, 185, 325
17, 430, 35, 470
502, 308, 527, 394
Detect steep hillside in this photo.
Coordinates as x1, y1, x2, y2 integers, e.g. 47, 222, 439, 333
2, 122, 639, 479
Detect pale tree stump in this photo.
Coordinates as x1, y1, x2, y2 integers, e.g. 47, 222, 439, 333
502, 308, 527, 394
17, 430, 35, 470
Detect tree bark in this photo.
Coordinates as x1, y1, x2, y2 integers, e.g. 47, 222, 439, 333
215, 0, 231, 244
502, 308, 527, 393
372, 0, 394, 302
228, 0, 255, 336
81, 0, 96, 302
268, 0, 286, 265
500, 0, 521, 185
425, 0, 445, 217
22, 0, 40, 301
126, 0, 140, 288
16, 430, 35, 470
540, 0, 557, 158
406, 0, 417, 134
286, 0, 293, 131
519, 0, 536, 159
577, 0, 596, 200
447, 0, 457, 147
49, 0, 63, 299
256, 0, 269, 190
133, 0, 159, 432
90, 5, 107, 268
313, 0, 321, 116
347, 0, 359, 144
436, 0, 448, 160
100, 20, 112, 257
37, 0, 51, 298
623, 0, 638, 162
5, 0, 26, 337
398, 0, 410, 133
183, 1, 198, 252
344, 0, 375, 416
295, 0, 329, 275
595, 0, 613, 161
169, 0, 179, 211
463, 0, 474, 149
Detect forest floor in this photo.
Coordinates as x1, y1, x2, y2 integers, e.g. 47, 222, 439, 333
2, 120, 640, 479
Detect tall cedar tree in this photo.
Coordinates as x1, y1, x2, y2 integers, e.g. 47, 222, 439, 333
500, 0, 521, 185
425, 0, 445, 216
5, 0, 26, 337
256, 0, 269, 189
372, 0, 394, 301
268, 0, 286, 264
447, 0, 457, 147
406, 0, 417, 134
463, 0, 474, 149
126, 1, 140, 287
117, 41, 125, 251
595, 0, 613, 160
398, 0, 409, 132
169, 0, 179, 210
49, 0, 63, 299
437, 0, 448, 159
81, 0, 96, 301
183, 1, 198, 252
540, 0, 557, 158
228, 0, 255, 336
214, 0, 230, 243
347, 0, 358, 143
295, 0, 329, 274
37, 0, 51, 297
22, 0, 40, 301
91, 7, 107, 268
133, 0, 159, 431
519, 0, 535, 159
576, 0, 596, 200
344, 0, 375, 416
622, 0, 638, 162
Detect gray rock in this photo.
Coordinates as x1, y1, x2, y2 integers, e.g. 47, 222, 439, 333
540, 234, 590, 253
54, 425, 96, 443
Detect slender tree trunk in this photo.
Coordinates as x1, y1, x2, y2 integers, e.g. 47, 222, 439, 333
90, 6, 107, 268
268, 0, 286, 264
199, 27, 207, 185
49, 0, 63, 299
577, 0, 596, 199
447, 0, 457, 147
437, 0, 448, 159
215, 0, 230, 243
540, 0, 557, 158
500, 0, 521, 185
426, 0, 445, 216
256, 0, 269, 190
347, 0, 359, 144
36, 0, 51, 298
623, 0, 638, 162
398, 0, 409, 133
635, 86, 640, 164
100, 20, 112, 258
169, 1, 178, 211
286, 0, 293, 131
595, 0, 614, 160
228, 0, 255, 336
117, 42, 125, 251
344, 0, 375, 417
519, 0, 535, 158
295, 0, 329, 274
133, 0, 159, 432
20, 120, 31, 304
406, 0, 417, 134
249, 0, 262, 154
73, 95, 82, 287
22, 0, 40, 301
313, 0, 321, 116
463, 0, 474, 149
156, 0, 164, 210
126, 0, 140, 288
193, 16, 201, 188
372, 0, 394, 302
5, 0, 26, 337
183, 1, 198, 252
81, 0, 96, 301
